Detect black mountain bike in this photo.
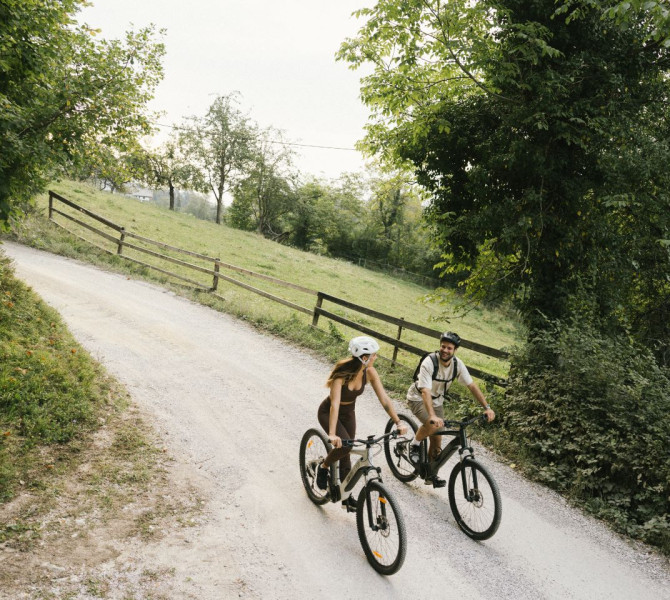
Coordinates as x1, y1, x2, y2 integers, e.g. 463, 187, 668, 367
299, 428, 407, 575
384, 413, 501, 540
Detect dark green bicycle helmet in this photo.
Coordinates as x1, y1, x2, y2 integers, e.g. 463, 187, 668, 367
440, 331, 461, 347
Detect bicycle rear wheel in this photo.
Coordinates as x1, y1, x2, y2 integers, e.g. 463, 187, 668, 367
383, 414, 419, 483
448, 458, 501, 540
356, 481, 407, 575
299, 429, 331, 505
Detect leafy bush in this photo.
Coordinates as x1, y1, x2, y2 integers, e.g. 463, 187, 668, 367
501, 318, 670, 552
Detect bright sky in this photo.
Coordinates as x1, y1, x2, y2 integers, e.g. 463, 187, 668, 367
77, 0, 374, 181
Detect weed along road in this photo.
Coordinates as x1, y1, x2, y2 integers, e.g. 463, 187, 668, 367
4, 241, 669, 600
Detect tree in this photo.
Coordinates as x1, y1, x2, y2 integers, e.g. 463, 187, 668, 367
338, 0, 670, 347
0, 0, 165, 222
179, 93, 253, 224
142, 138, 195, 211
230, 128, 297, 238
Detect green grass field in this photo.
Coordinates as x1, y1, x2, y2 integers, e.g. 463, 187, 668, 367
13, 180, 521, 386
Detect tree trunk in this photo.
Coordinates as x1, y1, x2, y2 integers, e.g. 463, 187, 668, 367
216, 183, 224, 224
169, 183, 175, 211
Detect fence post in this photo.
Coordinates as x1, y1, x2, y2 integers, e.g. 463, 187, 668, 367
392, 318, 404, 367
212, 258, 220, 291
312, 292, 323, 327
48, 192, 54, 220
117, 227, 125, 255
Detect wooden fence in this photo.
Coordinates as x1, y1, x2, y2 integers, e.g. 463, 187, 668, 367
48, 190, 509, 386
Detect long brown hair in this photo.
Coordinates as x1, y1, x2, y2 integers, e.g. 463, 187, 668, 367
326, 357, 363, 388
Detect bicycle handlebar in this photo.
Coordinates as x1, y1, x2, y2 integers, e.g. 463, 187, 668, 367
341, 430, 399, 448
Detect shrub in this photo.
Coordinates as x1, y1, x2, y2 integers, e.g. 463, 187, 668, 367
501, 318, 670, 552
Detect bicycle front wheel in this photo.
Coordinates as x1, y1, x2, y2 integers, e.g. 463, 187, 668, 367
383, 414, 419, 483
448, 458, 501, 540
299, 429, 331, 505
356, 481, 407, 575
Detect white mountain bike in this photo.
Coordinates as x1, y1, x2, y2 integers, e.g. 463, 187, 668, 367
299, 428, 407, 575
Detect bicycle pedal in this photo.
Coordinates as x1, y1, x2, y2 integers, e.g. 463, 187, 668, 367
341, 498, 358, 512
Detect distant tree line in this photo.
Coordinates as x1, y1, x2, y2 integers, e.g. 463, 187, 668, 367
66, 90, 443, 283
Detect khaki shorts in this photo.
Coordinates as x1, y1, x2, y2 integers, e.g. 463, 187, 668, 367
408, 399, 445, 427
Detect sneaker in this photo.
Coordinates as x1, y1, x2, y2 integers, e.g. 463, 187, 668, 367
424, 474, 446, 488
341, 496, 357, 512
316, 465, 329, 490
409, 443, 421, 465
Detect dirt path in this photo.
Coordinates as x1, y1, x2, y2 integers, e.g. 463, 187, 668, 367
3, 241, 669, 600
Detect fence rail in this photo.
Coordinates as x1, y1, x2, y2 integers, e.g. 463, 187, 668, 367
48, 190, 510, 386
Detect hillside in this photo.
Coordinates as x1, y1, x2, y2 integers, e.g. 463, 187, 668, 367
10, 180, 520, 385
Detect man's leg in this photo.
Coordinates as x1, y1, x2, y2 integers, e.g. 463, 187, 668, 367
427, 404, 445, 460
428, 434, 442, 461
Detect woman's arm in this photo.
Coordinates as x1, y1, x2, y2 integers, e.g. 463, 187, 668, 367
328, 378, 343, 448
368, 367, 407, 433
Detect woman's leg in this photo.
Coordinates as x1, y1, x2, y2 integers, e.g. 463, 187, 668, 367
317, 402, 355, 480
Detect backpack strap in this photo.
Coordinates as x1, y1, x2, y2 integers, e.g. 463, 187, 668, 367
414, 352, 438, 394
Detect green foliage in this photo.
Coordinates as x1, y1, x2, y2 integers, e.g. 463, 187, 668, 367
338, 0, 670, 362
285, 170, 441, 282
0, 0, 165, 222
502, 318, 670, 551
0, 255, 112, 500
230, 127, 297, 237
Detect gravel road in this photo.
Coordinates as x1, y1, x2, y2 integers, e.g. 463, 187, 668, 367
3, 241, 669, 600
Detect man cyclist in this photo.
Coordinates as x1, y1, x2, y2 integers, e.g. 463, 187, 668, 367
406, 331, 495, 487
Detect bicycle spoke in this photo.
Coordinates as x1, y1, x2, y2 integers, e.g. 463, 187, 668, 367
357, 483, 406, 574
299, 429, 330, 505
448, 459, 501, 540
384, 415, 419, 483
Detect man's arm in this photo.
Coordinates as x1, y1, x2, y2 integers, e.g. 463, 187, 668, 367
467, 381, 495, 422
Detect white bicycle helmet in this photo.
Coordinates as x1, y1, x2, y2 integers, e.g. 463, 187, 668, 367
348, 336, 380, 358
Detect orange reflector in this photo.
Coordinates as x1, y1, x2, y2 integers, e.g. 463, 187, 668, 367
380, 497, 387, 504
373, 551, 383, 558
307, 440, 313, 448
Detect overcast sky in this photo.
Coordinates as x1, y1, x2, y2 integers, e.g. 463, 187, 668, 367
77, 0, 375, 180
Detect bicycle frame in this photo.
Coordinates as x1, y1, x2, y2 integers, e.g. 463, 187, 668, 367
330, 434, 394, 532
329, 442, 382, 502
417, 418, 482, 497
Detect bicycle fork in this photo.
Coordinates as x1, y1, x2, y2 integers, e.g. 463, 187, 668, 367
458, 451, 480, 502
362, 471, 388, 533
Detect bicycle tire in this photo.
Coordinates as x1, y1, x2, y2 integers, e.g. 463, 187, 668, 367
448, 458, 501, 540
299, 428, 331, 505
356, 481, 407, 575
383, 414, 419, 483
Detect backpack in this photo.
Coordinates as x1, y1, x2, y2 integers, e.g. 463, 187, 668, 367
412, 352, 459, 399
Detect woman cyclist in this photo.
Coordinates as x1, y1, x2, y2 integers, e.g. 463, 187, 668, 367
316, 335, 407, 510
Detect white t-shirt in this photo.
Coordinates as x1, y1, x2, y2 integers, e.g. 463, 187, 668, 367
406, 355, 473, 407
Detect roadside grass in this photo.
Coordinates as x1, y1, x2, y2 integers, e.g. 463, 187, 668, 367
0, 252, 110, 503
7, 180, 521, 395
0, 255, 203, 595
